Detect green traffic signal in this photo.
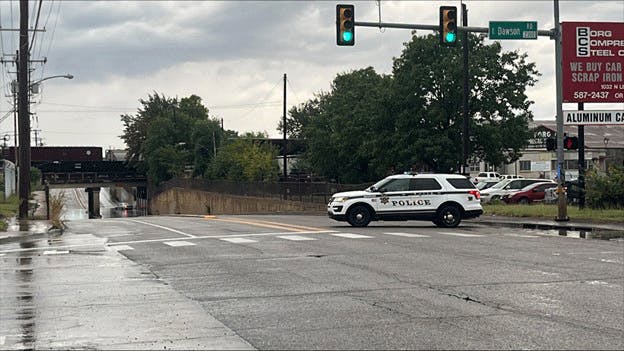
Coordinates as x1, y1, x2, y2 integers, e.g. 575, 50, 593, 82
439, 6, 458, 46
342, 31, 353, 42
336, 4, 355, 46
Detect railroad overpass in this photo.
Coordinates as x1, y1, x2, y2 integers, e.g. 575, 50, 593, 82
35, 160, 147, 219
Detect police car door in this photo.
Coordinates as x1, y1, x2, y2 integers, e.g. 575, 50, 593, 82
374, 178, 413, 216
409, 178, 443, 214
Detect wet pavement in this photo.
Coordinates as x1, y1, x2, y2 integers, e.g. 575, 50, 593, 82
0, 223, 254, 350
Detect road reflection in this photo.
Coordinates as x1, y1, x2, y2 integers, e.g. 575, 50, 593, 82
16, 240, 36, 348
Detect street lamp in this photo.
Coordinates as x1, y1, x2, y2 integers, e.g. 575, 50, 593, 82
29, 74, 74, 94
15, 73, 74, 219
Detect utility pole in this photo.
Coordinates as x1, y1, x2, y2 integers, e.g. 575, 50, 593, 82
18, 0, 30, 219
283, 73, 287, 181
553, 0, 568, 221
33, 129, 40, 146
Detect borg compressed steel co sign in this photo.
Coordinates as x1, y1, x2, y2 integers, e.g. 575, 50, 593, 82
561, 22, 624, 103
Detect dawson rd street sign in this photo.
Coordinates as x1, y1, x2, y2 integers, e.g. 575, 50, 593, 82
489, 21, 538, 40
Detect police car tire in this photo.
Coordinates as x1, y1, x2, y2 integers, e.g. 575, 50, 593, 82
436, 205, 462, 228
347, 205, 372, 227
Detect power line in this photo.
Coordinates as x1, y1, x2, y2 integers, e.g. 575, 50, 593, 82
28, 0, 43, 55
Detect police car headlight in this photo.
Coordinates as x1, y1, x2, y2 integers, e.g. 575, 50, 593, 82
333, 197, 349, 203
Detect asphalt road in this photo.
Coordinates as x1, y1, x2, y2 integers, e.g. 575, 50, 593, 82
60, 214, 624, 350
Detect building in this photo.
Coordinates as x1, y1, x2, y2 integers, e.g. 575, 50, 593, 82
470, 121, 624, 180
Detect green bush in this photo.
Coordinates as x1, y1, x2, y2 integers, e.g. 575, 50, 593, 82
586, 166, 624, 209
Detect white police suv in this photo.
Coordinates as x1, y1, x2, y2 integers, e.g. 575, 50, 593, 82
328, 173, 483, 228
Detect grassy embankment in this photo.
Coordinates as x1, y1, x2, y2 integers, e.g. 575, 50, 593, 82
484, 203, 624, 223
0, 195, 19, 231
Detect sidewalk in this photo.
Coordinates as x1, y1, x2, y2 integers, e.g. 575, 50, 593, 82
0, 229, 254, 350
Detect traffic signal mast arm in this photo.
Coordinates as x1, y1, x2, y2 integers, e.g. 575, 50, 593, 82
353, 21, 555, 38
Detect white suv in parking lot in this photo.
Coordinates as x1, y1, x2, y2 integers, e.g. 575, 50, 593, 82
327, 173, 483, 228
470, 172, 502, 184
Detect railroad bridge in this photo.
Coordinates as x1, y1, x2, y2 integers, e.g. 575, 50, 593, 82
2, 146, 146, 218
35, 160, 147, 219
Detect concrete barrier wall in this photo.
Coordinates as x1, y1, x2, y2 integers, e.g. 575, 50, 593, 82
150, 187, 326, 215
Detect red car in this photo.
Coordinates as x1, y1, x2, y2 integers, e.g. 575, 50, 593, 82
502, 182, 556, 204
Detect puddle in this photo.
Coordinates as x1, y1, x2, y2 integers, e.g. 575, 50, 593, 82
524, 228, 624, 240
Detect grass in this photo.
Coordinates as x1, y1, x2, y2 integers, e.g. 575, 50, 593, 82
0, 195, 19, 231
484, 203, 624, 222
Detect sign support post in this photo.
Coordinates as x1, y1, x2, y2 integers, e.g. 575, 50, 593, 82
554, 0, 568, 221
578, 102, 585, 209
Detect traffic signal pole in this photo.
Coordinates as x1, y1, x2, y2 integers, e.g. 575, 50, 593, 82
461, 4, 470, 176
353, 21, 553, 37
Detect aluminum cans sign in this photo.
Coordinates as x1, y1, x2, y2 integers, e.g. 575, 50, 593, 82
562, 22, 624, 103
563, 110, 624, 125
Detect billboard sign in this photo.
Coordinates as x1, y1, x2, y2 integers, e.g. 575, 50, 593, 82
561, 22, 624, 103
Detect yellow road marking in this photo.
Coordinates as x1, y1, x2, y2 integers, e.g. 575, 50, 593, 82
203, 216, 325, 233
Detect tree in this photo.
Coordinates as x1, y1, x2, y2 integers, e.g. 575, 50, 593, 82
286, 67, 392, 183
209, 132, 280, 182
120, 92, 226, 184
284, 33, 540, 183
390, 33, 539, 172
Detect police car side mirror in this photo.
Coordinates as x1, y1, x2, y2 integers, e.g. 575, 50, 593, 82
368, 186, 378, 192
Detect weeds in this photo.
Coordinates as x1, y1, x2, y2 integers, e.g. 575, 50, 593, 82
49, 191, 66, 230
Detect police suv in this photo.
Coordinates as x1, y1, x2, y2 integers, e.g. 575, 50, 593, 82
327, 173, 483, 228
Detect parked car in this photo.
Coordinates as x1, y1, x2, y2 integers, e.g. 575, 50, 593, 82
502, 182, 557, 204
501, 174, 524, 180
480, 178, 554, 203
470, 172, 502, 184
476, 180, 500, 191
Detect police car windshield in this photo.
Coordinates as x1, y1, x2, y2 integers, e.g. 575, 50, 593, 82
368, 178, 393, 192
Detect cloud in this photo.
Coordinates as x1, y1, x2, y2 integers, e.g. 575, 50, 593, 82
0, 0, 621, 149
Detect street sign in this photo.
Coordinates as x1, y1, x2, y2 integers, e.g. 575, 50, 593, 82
489, 21, 537, 40
563, 110, 624, 126
562, 22, 624, 103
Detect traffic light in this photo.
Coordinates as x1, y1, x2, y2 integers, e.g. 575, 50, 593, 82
439, 6, 458, 46
564, 136, 579, 150
546, 138, 556, 151
336, 4, 354, 46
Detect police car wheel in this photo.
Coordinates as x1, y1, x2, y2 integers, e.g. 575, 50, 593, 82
436, 205, 462, 228
347, 205, 372, 227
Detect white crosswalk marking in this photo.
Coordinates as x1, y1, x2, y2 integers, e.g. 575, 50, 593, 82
42, 250, 70, 255
383, 232, 430, 238
506, 234, 538, 238
331, 233, 373, 239
220, 238, 257, 244
110, 245, 134, 251
163, 241, 196, 247
277, 235, 317, 241
437, 232, 484, 237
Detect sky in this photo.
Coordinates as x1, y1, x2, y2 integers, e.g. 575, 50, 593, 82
0, 0, 622, 151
